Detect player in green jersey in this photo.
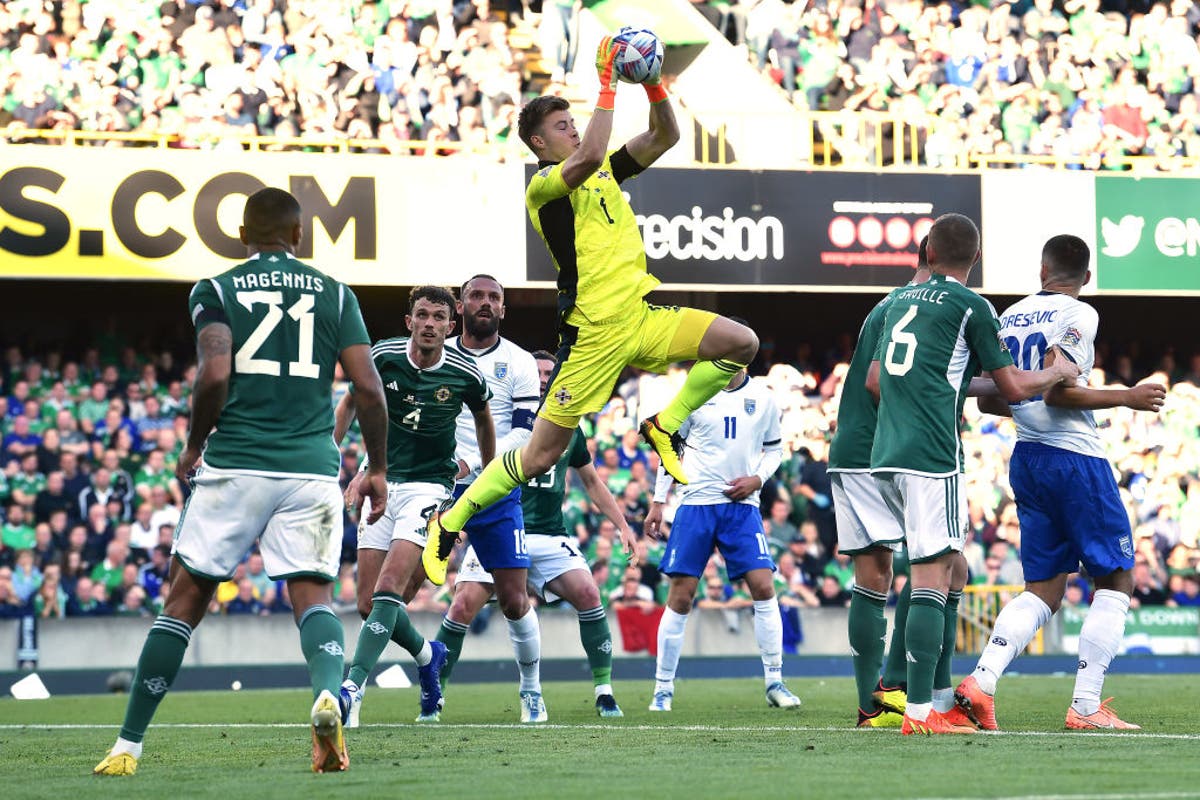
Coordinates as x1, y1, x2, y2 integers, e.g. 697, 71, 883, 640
95, 188, 390, 776
867, 213, 1079, 736
830, 238, 931, 729
436, 350, 637, 718
334, 286, 494, 725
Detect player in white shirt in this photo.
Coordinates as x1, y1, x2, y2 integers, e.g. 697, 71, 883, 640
955, 235, 1165, 731
644, 332, 801, 712
434, 275, 548, 724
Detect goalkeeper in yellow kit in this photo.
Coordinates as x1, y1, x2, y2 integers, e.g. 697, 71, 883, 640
423, 36, 758, 584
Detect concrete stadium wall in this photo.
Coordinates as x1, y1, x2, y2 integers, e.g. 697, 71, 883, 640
0, 608, 868, 671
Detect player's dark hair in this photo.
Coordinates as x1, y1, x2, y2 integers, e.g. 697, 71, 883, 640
242, 187, 301, 245
926, 213, 980, 270
408, 285, 457, 315
1041, 234, 1090, 284
531, 349, 557, 363
917, 234, 929, 269
460, 274, 504, 298
518, 95, 570, 151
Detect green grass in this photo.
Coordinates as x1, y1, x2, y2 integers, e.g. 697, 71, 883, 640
2, 676, 1198, 799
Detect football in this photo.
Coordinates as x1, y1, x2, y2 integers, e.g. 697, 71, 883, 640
612, 26, 664, 84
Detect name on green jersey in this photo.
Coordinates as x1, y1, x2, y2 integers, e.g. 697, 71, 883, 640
230, 270, 327, 293
895, 285, 950, 305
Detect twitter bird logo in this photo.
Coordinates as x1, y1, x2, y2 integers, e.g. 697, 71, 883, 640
1100, 215, 1144, 257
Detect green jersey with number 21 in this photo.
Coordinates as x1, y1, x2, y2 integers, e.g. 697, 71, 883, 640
869, 274, 1012, 477
188, 253, 371, 479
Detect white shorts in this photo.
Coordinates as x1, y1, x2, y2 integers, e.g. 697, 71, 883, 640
457, 534, 590, 597
173, 466, 343, 581
831, 471, 904, 555
356, 481, 449, 552
873, 472, 966, 564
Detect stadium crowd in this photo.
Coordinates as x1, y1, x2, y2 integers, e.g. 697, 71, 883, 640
0, 0, 533, 152
708, 0, 1200, 166
2, 332, 1199, 628
5, 0, 1200, 167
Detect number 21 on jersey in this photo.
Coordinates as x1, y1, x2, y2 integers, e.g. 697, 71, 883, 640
235, 291, 319, 379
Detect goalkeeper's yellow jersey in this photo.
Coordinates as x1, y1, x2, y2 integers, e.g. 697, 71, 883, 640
525, 147, 660, 326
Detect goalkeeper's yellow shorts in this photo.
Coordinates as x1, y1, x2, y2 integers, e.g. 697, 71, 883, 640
538, 301, 717, 428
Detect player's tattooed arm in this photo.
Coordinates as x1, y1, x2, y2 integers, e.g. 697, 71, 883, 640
177, 322, 232, 479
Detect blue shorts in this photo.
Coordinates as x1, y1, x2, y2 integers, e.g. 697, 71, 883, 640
1010, 441, 1134, 583
453, 485, 530, 572
661, 502, 775, 581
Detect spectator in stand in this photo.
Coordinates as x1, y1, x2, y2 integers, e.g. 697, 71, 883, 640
33, 471, 73, 523
137, 544, 171, 601
117, 583, 151, 616
128, 502, 158, 558
224, 578, 266, 615
90, 538, 129, 592
1170, 574, 1200, 607
35, 566, 67, 619
9, 453, 45, 509
1129, 559, 1168, 607
11, 548, 41, 602
0, 566, 28, 618
817, 574, 852, 608
134, 449, 182, 506
2, 415, 40, 460
146, 485, 181, 534
2, 503, 36, 552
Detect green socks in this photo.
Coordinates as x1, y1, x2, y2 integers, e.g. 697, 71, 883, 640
577, 606, 613, 687
119, 616, 192, 743
656, 359, 745, 432
881, 580, 911, 688
348, 593, 402, 688
848, 586, 887, 711
934, 590, 962, 692
435, 616, 470, 686
905, 589, 947, 706
443, 450, 526, 532
298, 604, 345, 700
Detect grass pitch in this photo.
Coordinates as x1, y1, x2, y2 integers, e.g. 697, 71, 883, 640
2, 675, 1197, 800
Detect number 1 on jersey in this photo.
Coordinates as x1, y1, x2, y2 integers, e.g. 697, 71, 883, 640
723, 416, 737, 439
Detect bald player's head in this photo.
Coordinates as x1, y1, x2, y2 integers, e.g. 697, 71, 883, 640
240, 187, 302, 251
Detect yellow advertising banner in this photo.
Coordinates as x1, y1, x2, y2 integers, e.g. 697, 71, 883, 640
0, 148, 528, 286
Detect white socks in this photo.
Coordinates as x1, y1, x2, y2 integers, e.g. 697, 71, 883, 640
507, 607, 542, 694
415, 640, 433, 667
1072, 589, 1130, 716
973, 591, 1053, 695
111, 736, 143, 759
906, 701, 932, 722
753, 598, 784, 687
932, 687, 955, 713
655, 607, 689, 691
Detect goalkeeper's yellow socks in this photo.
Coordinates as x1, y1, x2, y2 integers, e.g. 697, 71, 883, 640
655, 359, 745, 433
441, 449, 527, 532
